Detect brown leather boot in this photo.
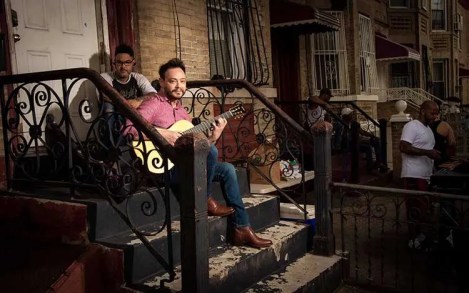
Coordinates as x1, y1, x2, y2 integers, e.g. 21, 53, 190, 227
232, 226, 272, 248
207, 196, 234, 217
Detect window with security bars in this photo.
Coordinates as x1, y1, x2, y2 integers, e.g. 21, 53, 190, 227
432, 0, 446, 30
310, 11, 349, 96
358, 14, 379, 93
207, 0, 269, 85
432, 59, 448, 99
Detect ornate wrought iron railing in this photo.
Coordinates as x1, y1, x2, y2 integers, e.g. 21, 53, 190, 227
0, 68, 320, 290
185, 79, 314, 211
333, 182, 469, 293
373, 87, 451, 113
274, 99, 388, 183
0, 68, 178, 285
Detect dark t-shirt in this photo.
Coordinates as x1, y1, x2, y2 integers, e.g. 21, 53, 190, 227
112, 75, 143, 100
430, 120, 449, 168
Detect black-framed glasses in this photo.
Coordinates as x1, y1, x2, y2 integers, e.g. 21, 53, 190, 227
114, 59, 134, 67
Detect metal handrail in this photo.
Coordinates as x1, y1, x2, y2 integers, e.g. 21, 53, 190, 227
0, 67, 177, 163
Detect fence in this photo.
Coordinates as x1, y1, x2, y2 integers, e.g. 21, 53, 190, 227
333, 182, 469, 293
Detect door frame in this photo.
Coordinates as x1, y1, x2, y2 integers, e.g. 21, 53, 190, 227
3, 0, 115, 74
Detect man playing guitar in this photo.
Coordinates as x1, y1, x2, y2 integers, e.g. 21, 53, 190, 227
127, 58, 272, 249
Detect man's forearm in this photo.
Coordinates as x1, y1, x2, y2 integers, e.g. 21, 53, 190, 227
400, 141, 438, 159
401, 145, 432, 156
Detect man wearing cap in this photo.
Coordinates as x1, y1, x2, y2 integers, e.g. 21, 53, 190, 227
306, 88, 333, 132
338, 107, 387, 173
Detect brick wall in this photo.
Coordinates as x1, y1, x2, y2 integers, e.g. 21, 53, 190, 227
136, 0, 210, 82
135, 0, 272, 85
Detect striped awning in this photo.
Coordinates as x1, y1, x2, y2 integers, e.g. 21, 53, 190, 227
270, 0, 340, 34
375, 35, 420, 62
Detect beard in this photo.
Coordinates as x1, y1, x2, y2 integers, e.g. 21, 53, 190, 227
164, 87, 185, 100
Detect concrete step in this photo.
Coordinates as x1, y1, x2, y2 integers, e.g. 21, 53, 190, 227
97, 195, 280, 283
245, 252, 345, 293
136, 220, 310, 292
83, 166, 251, 241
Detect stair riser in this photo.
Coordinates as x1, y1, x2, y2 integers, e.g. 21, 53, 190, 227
125, 232, 182, 283
88, 189, 180, 241
210, 225, 309, 292
292, 258, 345, 293
89, 168, 250, 240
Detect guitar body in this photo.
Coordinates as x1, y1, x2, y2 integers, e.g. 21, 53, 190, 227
132, 120, 195, 174
132, 105, 245, 174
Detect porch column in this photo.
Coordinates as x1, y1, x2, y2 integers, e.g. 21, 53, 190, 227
312, 124, 335, 256
174, 133, 210, 293
390, 100, 412, 183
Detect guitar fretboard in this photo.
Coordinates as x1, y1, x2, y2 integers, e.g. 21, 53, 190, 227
183, 111, 235, 134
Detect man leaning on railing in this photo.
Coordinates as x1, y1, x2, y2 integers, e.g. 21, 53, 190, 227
306, 88, 333, 133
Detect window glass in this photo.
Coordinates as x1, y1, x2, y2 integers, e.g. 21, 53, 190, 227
431, 0, 446, 30
390, 0, 410, 7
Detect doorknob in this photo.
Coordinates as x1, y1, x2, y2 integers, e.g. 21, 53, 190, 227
13, 34, 20, 42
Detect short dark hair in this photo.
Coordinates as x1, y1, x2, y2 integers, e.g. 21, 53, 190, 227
320, 88, 333, 97
159, 58, 186, 79
115, 44, 134, 58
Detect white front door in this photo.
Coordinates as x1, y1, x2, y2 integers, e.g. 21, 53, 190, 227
11, 0, 100, 73
10, 0, 101, 141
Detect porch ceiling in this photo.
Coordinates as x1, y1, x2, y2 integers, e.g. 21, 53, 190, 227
270, 0, 340, 34
375, 35, 420, 62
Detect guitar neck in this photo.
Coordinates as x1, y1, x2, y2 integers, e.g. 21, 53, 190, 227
183, 111, 234, 134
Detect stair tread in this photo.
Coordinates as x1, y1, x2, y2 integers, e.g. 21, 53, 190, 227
97, 195, 278, 246
140, 220, 309, 290
245, 252, 342, 292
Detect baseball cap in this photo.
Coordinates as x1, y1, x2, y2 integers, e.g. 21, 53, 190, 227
341, 107, 353, 116
320, 88, 333, 97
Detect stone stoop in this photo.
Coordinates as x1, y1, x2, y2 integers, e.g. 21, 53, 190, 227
246, 253, 345, 293
0, 165, 346, 292
94, 195, 280, 284
137, 221, 310, 292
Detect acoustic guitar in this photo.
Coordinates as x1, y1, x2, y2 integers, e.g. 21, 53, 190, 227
132, 105, 246, 174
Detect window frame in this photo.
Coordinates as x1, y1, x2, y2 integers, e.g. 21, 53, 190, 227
207, 2, 246, 80
358, 14, 379, 93
431, 0, 447, 31
310, 11, 349, 96
432, 59, 448, 99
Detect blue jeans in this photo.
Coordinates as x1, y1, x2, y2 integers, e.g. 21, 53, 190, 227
172, 144, 250, 227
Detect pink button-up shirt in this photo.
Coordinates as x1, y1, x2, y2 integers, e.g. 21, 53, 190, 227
126, 93, 190, 136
